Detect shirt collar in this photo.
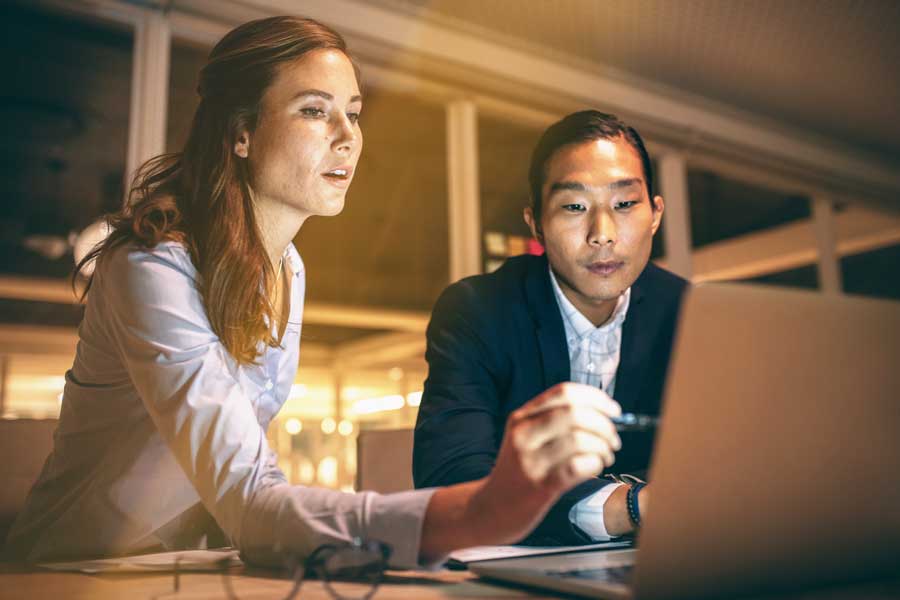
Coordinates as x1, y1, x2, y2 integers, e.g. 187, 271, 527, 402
548, 265, 631, 339
283, 243, 304, 278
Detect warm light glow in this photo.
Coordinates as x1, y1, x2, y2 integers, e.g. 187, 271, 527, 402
351, 394, 405, 415
57, 392, 64, 406
289, 384, 308, 399
317, 456, 338, 487
388, 367, 404, 381
337, 419, 354, 436
342, 387, 361, 401
406, 391, 423, 407
299, 459, 315, 484
285, 418, 302, 435
321, 417, 337, 434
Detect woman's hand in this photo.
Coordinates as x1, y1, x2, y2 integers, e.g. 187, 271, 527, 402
420, 383, 622, 561
471, 382, 623, 543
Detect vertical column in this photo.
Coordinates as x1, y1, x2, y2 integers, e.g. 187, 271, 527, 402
812, 196, 842, 294
0, 355, 8, 417
658, 152, 694, 280
126, 10, 171, 192
446, 100, 482, 282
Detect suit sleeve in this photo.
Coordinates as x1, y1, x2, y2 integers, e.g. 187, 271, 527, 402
413, 281, 502, 488
412, 281, 608, 546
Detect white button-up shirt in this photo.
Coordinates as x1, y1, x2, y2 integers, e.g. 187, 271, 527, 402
7, 242, 434, 567
548, 268, 629, 540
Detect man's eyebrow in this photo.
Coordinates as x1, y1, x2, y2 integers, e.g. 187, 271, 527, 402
607, 177, 642, 191
291, 89, 363, 104
547, 177, 642, 196
548, 181, 589, 194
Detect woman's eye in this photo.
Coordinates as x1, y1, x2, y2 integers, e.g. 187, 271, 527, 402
300, 107, 326, 118
347, 111, 360, 124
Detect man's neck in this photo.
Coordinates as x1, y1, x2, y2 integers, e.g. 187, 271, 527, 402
555, 278, 619, 327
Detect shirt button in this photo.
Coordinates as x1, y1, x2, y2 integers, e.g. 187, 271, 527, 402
586, 363, 596, 372
264, 379, 274, 391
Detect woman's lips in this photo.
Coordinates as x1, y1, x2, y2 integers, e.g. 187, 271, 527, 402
321, 167, 353, 188
586, 261, 624, 276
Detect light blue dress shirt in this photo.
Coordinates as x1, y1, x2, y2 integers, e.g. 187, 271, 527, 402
7, 241, 435, 567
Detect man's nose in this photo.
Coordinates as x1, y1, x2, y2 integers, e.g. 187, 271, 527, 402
588, 210, 616, 246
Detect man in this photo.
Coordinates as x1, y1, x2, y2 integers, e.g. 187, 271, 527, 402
413, 111, 688, 545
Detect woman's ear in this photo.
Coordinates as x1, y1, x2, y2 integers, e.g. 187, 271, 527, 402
234, 130, 250, 158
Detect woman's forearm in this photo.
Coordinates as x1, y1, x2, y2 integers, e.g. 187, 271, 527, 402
418, 479, 486, 562
418, 476, 553, 563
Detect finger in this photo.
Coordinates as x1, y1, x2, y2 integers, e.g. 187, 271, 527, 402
516, 403, 621, 453
545, 453, 605, 491
517, 383, 621, 420
569, 405, 622, 451
522, 430, 616, 483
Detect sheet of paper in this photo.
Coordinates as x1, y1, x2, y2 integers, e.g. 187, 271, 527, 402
38, 548, 242, 574
447, 539, 632, 567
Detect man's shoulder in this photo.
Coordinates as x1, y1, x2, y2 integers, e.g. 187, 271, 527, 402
431, 254, 543, 319
445, 254, 541, 299
636, 262, 689, 296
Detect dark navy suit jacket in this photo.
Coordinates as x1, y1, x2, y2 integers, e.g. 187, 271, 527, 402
413, 254, 688, 544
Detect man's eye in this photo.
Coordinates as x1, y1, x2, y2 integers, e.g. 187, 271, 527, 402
615, 200, 638, 210
300, 107, 326, 118
562, 203, 586, 212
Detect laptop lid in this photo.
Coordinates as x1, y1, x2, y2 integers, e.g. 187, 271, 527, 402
634, 283, 900, 598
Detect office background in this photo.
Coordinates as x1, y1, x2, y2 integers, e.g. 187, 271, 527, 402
1, 0, 898, 493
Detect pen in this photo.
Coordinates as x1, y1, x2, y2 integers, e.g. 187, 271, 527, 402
611, 412, 659, 432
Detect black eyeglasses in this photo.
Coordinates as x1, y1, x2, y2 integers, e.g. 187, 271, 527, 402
218, 538, 392, 600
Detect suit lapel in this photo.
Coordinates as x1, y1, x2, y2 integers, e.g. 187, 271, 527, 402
616, 271, 653, 412
523, 256, 570, 389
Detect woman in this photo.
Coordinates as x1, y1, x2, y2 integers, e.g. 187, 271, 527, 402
6, 16, 622, 568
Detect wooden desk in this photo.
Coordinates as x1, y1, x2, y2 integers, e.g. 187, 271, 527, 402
1, 564, 899, 600
0, 564, 554, 600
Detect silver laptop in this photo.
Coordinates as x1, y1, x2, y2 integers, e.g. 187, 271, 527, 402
471, 283, 900, 599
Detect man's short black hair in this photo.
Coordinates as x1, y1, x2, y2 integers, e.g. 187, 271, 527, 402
528, 110, 654, 224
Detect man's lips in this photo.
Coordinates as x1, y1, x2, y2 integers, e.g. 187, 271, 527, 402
585, 261, 624, 276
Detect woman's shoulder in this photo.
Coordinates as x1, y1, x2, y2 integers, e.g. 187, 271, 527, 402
102, 239, 199, 282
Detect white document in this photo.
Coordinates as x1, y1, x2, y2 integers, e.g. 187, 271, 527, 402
38, 548, 242, 574
447, 539, 632, 566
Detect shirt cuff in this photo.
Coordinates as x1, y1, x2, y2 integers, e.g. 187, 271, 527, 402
366, 487, 441, 570
568, 482, 625, 541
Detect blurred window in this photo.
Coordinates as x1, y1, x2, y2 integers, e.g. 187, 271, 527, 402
841, 243, 900, 300
687, 168, 815, 287
0, 5, 132, 281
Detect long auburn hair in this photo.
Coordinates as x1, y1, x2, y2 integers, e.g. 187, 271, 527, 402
75, 16, 353, 364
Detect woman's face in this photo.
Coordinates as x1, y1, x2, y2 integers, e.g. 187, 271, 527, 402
238, 48, 362, 221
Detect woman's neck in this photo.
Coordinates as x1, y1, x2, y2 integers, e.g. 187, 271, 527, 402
253, 195, 308, 271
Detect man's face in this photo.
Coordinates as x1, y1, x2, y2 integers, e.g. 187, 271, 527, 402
525, 136, 664, 323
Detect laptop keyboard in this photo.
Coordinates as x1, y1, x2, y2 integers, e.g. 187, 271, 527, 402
545, 565, 634, 584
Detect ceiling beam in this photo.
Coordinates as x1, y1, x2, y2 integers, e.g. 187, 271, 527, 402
685, 207, 900, 283
0, 277, 430, 332
170, 0, 900, 200
333, 332, 425, 368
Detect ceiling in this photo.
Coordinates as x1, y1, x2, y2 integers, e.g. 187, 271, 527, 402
361, 0, 900, 170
